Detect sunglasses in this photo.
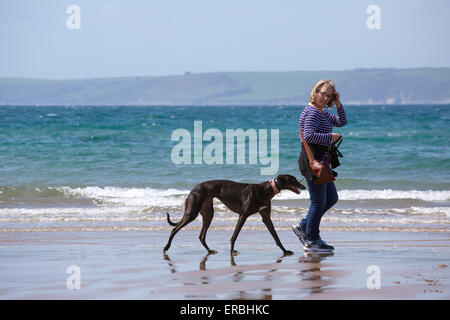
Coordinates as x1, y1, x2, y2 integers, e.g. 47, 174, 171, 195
318, 91, 334, 99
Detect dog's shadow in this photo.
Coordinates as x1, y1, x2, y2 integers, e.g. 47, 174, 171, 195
164, 250, 291, 273
164, 250, 334, 275
163, 252, 290, 273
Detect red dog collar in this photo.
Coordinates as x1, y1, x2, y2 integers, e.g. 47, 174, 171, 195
269, 179, 279, 194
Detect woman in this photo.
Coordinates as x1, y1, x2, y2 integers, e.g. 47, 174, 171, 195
293, 79, 347, 252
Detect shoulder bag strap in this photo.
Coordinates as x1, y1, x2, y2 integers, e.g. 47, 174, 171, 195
299, 125, 316, 163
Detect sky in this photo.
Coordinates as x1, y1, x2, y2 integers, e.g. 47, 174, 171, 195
1, 0, 449, 79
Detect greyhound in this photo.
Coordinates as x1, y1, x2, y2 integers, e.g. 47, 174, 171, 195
163, 174, 305, 255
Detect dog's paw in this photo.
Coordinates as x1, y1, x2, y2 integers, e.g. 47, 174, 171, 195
208, 250, 218, 254
283, 250, 294, 256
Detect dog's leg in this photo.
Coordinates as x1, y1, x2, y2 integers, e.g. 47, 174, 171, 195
163, 192, 200, 252
199, 197, 216, 254
259, 208, 293, 256
230, 215, 248, 255
163, 215, 197, 252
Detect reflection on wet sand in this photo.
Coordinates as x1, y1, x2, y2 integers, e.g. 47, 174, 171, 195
298, 252, 335, 295
159, 251, 337, 299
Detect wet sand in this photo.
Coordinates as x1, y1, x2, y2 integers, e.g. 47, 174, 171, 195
0, 229, 449, 299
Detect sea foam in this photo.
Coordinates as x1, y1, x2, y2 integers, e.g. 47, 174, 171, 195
54, 186, 450, 203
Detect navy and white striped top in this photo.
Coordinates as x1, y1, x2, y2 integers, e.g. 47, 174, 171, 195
299, 104, 347, 146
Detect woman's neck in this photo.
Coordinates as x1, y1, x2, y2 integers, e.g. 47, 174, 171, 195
311, 103, 325, 112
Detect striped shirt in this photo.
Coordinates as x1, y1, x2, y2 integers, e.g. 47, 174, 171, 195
299, 104, 347, 146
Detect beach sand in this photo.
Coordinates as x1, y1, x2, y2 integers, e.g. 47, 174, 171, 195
0, 228, 449, 300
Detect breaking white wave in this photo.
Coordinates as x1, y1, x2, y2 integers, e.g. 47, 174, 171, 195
336, 189, 450, 201
275, 189, 450, 201
53, 186, 450, 204
54, 186, 190, 207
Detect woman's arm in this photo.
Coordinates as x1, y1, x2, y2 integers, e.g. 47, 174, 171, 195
302, 111, 333, 145
327, 91, 347, 127
326, 106, 347, 127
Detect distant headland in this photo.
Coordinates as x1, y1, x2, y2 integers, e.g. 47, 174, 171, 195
1, 68, 449, 106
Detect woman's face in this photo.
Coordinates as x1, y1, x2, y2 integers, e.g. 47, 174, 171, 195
315, 84, 334, 107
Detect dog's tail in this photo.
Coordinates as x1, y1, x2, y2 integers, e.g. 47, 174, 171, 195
166, 212, 180, 226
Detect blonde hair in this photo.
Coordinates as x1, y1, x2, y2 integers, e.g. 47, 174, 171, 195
309, 79, 336, 107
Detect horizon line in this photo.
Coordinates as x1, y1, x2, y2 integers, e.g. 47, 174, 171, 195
1, 66, 449, 81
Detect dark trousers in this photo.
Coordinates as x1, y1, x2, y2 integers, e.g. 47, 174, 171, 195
300, 179, 338, 241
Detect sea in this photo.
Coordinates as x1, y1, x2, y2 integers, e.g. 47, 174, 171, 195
0, 105, 449, 234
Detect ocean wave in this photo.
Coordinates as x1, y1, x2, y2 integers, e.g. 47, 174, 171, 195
55, 186, 450, 202
53, 186, 190, 207
275, 189, 450, 201
337, 189, 450, 201
0, 186, 65, 198
2, 186, 449, 208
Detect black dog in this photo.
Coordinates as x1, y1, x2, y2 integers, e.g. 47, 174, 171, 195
164, 174, 305, 255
